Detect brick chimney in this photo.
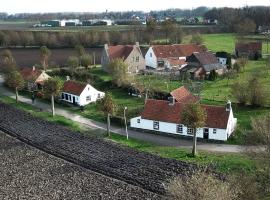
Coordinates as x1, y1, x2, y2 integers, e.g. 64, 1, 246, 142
32, 66, 36, 71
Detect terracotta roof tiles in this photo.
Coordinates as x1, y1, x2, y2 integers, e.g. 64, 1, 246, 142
170, 86, 200, 103
107, 45, 134, 60
141, 99, 230, 129
152, 44, 207, 59
62, 80, 87, 96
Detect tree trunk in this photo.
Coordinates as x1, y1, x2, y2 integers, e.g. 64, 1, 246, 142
15, 87, 18, 103
192, 128, 197, 157
51, 95, 55, 116
107, 113, 111, 137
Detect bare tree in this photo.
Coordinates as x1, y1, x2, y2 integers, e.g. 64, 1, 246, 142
97, 92, 115, 137
5, 70, 24, 103
40, 46, 51, 71
43, 78, 62, 116
181, 103, 206, 157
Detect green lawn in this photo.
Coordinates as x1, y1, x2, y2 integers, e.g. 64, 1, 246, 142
183, 33, 269, 54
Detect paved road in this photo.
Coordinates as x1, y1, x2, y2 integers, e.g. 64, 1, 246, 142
0, 75, 246, 153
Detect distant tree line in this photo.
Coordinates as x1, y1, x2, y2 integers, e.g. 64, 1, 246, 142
204, 6, 270, 31
0, 22, 185, 47
0, 7, 210, 21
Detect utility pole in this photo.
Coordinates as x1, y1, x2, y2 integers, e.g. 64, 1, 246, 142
124, 107, 128, 140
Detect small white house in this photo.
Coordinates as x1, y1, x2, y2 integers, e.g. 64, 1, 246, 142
61, 80, 105, 106
130, 99, 237, 141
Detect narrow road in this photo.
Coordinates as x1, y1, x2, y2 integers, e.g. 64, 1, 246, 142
0, 75, 246, 153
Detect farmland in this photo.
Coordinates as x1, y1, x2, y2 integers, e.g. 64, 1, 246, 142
0, 132, 161, 199
0, 102, 202, 195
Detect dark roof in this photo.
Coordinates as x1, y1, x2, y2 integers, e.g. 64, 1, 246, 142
170, 86, 199, 103
141, 99, 230, 129
62, 80, 87, 96
107, 45, 135, 60
187, 52, 223, 72
152, 44, 207, 59
235, 42, 262, 52
20, 67, 42, 81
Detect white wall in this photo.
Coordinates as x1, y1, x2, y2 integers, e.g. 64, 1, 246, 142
80, 84, 105, 106
61, 84, 105, 106
145, 47, 158, 69
130, 116, 230, 141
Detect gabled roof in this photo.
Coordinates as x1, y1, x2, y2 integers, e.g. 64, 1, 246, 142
107, 45, 136, 60
62, 80, 87, 96
235, 42, 262, 52
170, 86, 200, 103
187, 52, 223, 72
152, 44, 207, 59
20, 68, 42, 81
141, 99, 230, 129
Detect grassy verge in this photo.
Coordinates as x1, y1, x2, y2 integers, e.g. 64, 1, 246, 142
0, 94, 255, 175
109, 134, 255, 174
0, 95, 83, 133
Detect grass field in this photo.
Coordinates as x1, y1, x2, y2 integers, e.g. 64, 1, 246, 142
183, 33, 270, 54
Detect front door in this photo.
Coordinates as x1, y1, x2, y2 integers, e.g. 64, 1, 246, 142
203, 128, 209, 139
73, 96, 76, 104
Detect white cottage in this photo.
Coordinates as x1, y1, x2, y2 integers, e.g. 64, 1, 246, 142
145, 44, 207, 69
61, 80, 105, 106
130, 99, 237, 141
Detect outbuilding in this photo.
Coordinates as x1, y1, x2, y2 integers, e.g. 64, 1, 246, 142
61, 80, 105, 106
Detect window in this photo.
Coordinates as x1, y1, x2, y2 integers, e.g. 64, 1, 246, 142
150, 53, 152, 57
187, 128, 194, 135
136, 56, 139, 62
213, 129, 217, 134
176, 124, 183, 134
68, 95, 71, 101
65, 94, 68, 100
97, 93, 101, 99
153, 121, 159, 130
86, 96, 91, 101
137, 119, 140, 123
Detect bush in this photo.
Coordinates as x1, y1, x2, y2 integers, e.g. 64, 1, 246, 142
167, 172, 240, 200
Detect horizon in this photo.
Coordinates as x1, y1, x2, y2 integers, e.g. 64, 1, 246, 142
1, 0, 270, 14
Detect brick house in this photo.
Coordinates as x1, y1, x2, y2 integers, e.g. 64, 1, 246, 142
101, 42, 145, 73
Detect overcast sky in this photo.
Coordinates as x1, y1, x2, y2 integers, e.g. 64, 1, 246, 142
1, 0, 270, 14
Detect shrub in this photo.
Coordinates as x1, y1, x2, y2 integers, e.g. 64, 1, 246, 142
167, 172, 240, 200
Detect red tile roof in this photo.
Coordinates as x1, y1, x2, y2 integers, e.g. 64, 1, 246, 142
107, 45, 135, 60
141, 99, 230, 129
167, 58, 186, 66
62, 80, 87, 96
170, 86, 200, 103
152, 44, 207, 59
20, 68, 42, 81
235, 42, 262, 51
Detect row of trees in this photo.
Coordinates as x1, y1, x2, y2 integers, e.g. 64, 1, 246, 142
0, 25, 183, 48
204, 6, 270, 33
